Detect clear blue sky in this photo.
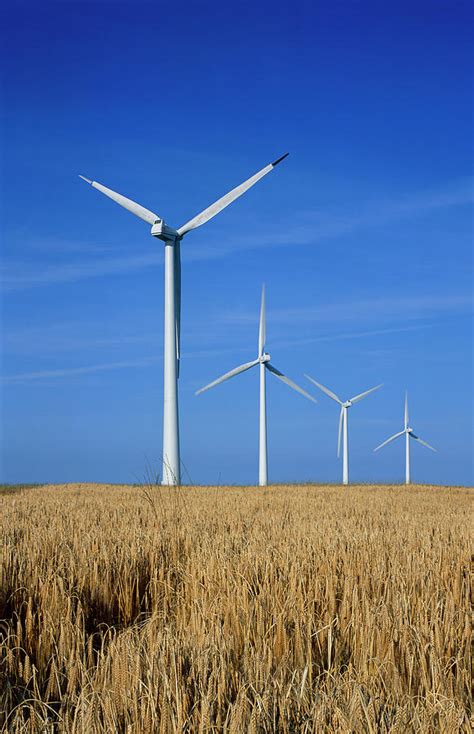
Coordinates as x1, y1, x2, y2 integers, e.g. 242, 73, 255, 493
1, 0, 472, 485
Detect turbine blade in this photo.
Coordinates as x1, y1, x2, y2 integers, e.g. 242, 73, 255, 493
79, 176, 161, 225
266, 363, 317, 402
373, 430, 405, 452
258, 284, 266, 357
350, 383, 383, 404
175, 241, 181, 378
410, 434, 437, 452
176, 153, 289, 236
304, 374, 342, 404
404, 391, 409, 429
195, 358, 259, 395
337, 406, 344, 457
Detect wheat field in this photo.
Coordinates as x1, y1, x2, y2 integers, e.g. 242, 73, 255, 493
0, 483, 471, 733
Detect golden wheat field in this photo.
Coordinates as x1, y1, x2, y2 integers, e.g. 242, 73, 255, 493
0, 483, 471, 733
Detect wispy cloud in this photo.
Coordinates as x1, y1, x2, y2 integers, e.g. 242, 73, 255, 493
2, 357, 160, 384
272, 324, 430, 349
222, 293, 473, 327
3, 325, 158, 355
2, 179, 472, 290
0, 323, 434, 384
1, 252, 161, 291
167, 180, 474, 262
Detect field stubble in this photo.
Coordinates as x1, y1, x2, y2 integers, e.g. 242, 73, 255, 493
0, 483, 471, 732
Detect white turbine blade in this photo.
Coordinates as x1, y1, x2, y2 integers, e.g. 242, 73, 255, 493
404, 391, 409, 429
79, 176, 160, 225
176, 153, 289, 236
350, 383, 383, 404
337, 406, 344, 457
258, 284, 266, 357
195, 358, 259, 395
304, 374, 342, 404
410, 434, 437, 452
266, 363, 317, 402
373, 430, 405, 452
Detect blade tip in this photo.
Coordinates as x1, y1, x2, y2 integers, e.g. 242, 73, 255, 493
272, 152, 289, 167
79, 175, 93, 185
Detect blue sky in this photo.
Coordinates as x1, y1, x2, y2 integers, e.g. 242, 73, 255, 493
1, 0, 472, 485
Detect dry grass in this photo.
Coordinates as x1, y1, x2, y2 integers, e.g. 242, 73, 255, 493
0, 483, 471, 732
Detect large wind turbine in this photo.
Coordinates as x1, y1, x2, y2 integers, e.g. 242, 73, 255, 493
79, 154, 288, 485
374, 392, 436, 484
305, 375, 382, 485
196, 286, 316, 486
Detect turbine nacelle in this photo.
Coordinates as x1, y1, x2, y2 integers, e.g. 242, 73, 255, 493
150, 220, 180, 242
259, 352, 271, 364
343, 400, 352, 409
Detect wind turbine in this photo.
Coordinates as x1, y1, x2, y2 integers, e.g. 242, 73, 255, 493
79, 153, 289, 485
305, 375, 382, 485
196, 286, 316, 486
374, 392, 436, 484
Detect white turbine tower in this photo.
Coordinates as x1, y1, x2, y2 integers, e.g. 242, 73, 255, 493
305, 375, 382, 485
79, 153, 288, 485
374, 392, 436, 484
196, 286, 316, 486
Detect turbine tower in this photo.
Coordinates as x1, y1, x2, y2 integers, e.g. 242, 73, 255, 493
305, 375, 382, 485
196, 286, 316, 486
374, 392, 436, 484
79, 154, 288, 485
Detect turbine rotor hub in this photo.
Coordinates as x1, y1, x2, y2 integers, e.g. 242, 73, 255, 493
260, 353, 271, 363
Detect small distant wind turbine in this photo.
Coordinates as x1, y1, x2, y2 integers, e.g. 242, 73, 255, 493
305, 375, 382, 485
196, 286, 316, 486
79, 153, 288, 485
374, 392, 436, 484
